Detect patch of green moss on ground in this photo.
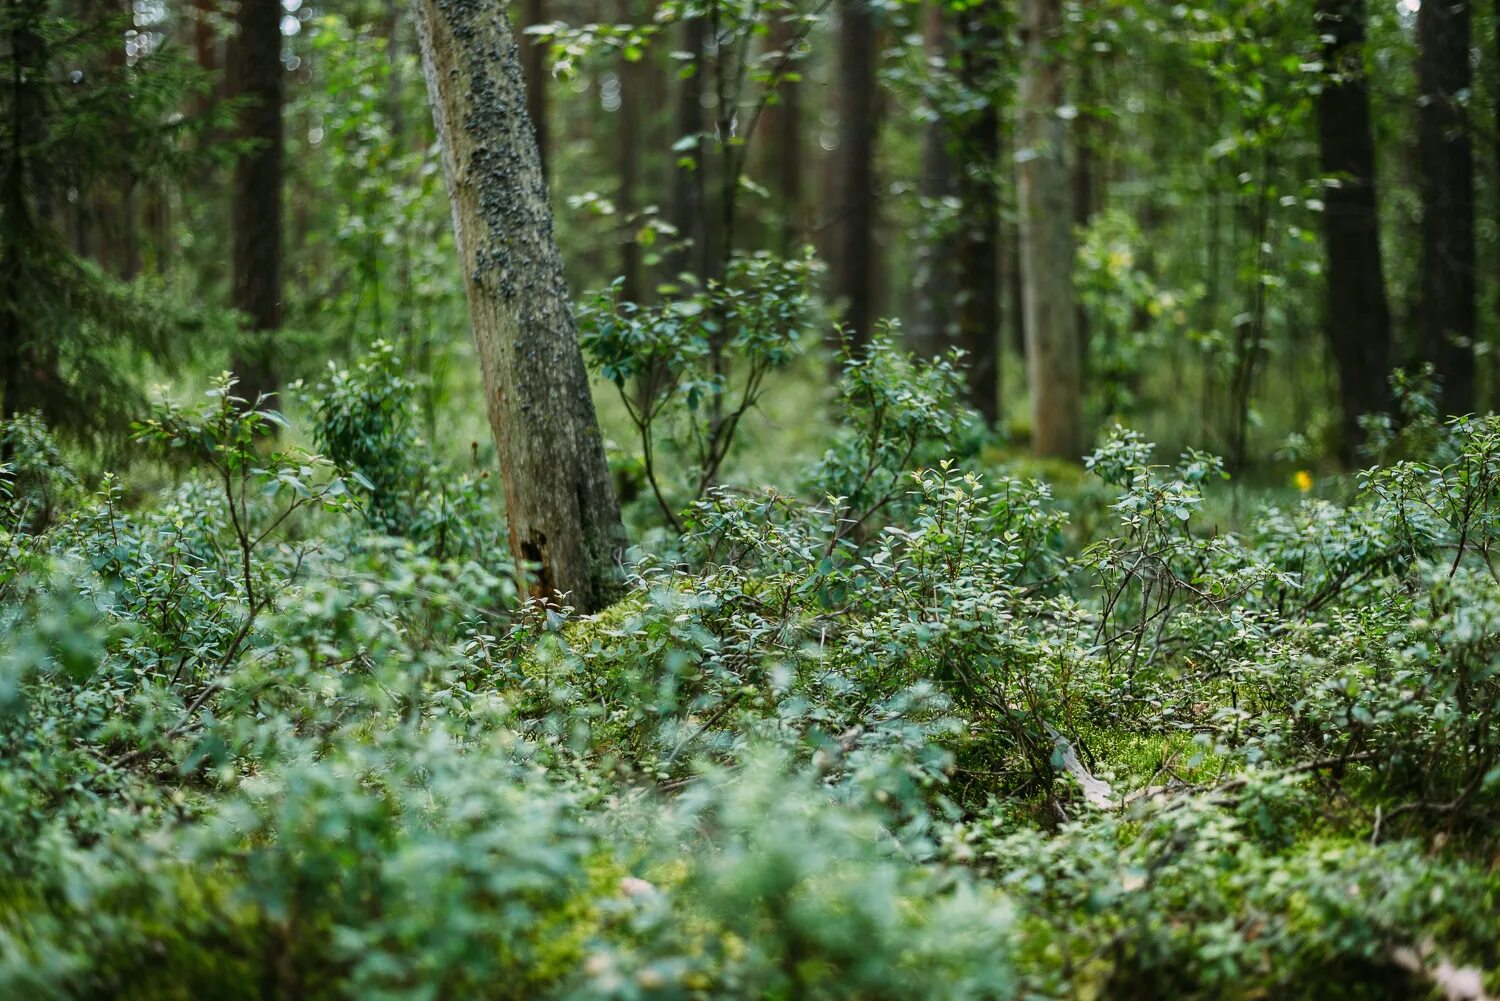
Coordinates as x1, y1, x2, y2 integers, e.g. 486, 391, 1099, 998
1076, 723, 1231, 789
518, 589, 651, 681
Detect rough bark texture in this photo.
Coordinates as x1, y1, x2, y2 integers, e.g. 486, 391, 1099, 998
1417, 0, 1475, 415
1017, 0, 1082, 459
229, 0, 283, 408
1316, 0, 1391, 463
411, 0, 624, 612
827, 0, 878, 346
954, 1, 1001, 424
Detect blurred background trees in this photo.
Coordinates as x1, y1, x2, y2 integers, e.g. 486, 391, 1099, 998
2, 0, 1497, 476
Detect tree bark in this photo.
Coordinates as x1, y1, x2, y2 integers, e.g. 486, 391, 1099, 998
1316, 0, 1391, 464
617, 0, 645, 302
953, 1, 1000, 423
229, 0, 283, 407
518, 0, 548, 178
411, 0, 625, 611
1417, 0, 1475, 414
760, 9, 804, 254
1017, 0, 1082, 458
666, 15, 707, 280
826, 0, 879, 347
911, 0, 954, 356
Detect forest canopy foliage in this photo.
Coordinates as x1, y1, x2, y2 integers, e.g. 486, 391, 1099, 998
3, 0, 1500, 995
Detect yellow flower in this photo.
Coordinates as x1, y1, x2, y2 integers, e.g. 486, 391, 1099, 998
1293, 470, 1313, 492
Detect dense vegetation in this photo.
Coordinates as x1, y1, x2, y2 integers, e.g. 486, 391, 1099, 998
3, 0, 1500, 996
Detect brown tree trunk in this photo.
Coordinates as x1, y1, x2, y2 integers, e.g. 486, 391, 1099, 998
1417, 0, 1475, 414
953, 2, 1000, 423
518, 0, 548, 178
412, 0, 625, 611
666, 16, 707, 280
760, 10, 804, 254
230, 0, 283, 407
826, 0, 879, 346
1018, 0, 1082, 458
1316, 0, 1391, 464
617, 0, 645, 301
911, 0, 954, 356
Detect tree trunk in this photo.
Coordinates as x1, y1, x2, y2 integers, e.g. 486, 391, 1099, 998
826, 0, 879, 347
617, 0, 644, 302
911, 0, 954, 356
666, 15, 707, 280
953, 1, 1000, 423
518, 0, 547, 179
1316, 0, 1391, 464
760, 9, 804, 254
230, 0, 283, 407
1417, 0, 1475, 414
411, 0, 625, 611
1017, 0, 1082, 458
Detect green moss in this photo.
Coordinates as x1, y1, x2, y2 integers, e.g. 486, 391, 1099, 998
1076, 723, 1230, 788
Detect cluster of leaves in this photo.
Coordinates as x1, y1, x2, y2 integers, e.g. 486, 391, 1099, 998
5, 350, 1500, 998
306, 339, 508, 568
580, 250, 820, 531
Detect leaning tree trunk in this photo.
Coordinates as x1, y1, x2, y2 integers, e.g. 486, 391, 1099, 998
1417, 0, 1475, 415
412, 0, 624, 612
1316, 0, 1391, 464
1018, 0, 1082, 459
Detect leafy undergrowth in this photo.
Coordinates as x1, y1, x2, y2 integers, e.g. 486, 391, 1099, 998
3, 350, 1500, 1000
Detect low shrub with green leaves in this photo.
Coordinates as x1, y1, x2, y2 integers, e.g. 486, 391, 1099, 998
3, 352, 1500, 999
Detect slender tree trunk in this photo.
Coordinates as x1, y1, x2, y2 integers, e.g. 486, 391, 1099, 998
1316, 0, 1391, 464
826, 0, 878, 346
229, 0, 283, 407
518, 0, 548, 178
411, 0, 624, 611
666, 16, 707, 279
1017, 0, 1082, 458
618, 0, 644, 301
954, 2, 1000, 423
911, 0, 954, 356
1417, 0, 1475, 414
194, 0, 217, 116
760, 9, 804, 254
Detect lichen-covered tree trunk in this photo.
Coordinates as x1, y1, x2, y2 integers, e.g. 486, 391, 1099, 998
1018, 0, 1082, 459
411, 0, 625, 612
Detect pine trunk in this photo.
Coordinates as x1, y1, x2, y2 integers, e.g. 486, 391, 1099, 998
1316, 0, 1391, 463
229, 0, 283, 407
1417, 0, 1475, 414
827, 0, 878, 346
1018, 0, 1082, 458
518, 0, 547, 177
953, 1, 1000, 424
911, 1, 954, 356
411, 0, 625, 612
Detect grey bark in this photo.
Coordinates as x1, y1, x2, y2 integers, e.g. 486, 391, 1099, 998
411, 0, 625, 611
